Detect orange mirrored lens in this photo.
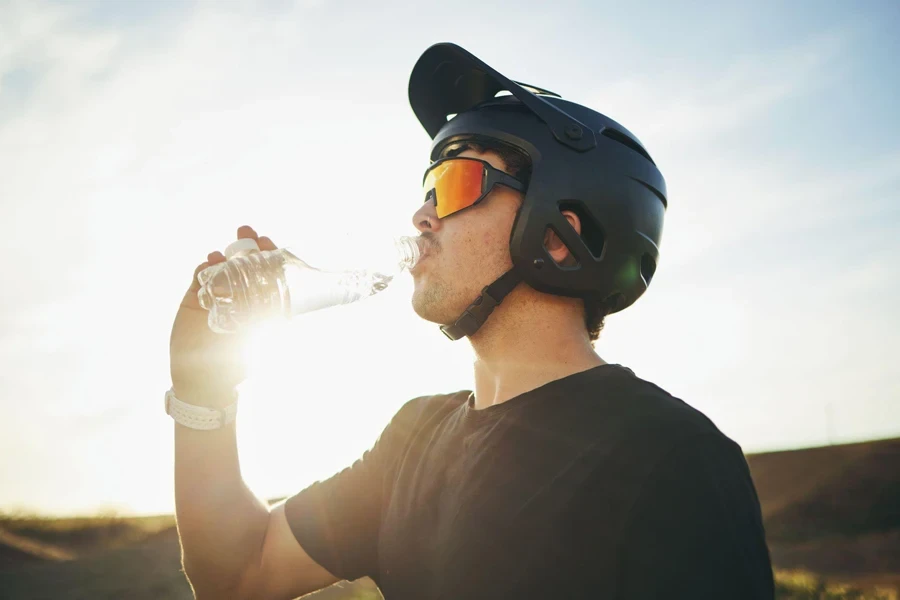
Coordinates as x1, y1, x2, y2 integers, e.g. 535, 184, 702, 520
423, 159, 485, 218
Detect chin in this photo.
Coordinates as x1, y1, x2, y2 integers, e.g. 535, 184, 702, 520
410, 285, 454, 326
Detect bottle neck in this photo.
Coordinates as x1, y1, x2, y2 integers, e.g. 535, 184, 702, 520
395, 236, 422, 271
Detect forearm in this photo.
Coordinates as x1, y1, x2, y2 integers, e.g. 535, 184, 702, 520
174, 412, 270, 598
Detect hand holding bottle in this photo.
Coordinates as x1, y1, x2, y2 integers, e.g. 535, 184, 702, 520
196, 229, 421, 334
169, 226, 277, 406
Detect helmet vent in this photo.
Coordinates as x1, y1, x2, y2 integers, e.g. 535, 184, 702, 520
641, 253, 657, 285
558, 201, 605, 260
601, 128, 656, 166
543, 225, 580, 269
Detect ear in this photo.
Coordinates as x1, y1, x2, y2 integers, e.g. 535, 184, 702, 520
542, 210, 581, 266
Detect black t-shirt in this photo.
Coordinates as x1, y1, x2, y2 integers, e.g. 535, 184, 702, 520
285, 364, 774, 599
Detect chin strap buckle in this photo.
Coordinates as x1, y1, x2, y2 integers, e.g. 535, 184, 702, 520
440, 268, 522, 341
440, 287, 502, 340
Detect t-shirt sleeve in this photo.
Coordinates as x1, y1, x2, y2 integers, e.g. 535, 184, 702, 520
283, 396, 426, 583
613, 433, 775, 599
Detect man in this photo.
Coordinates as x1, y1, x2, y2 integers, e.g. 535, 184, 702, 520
168, 44, 775, 599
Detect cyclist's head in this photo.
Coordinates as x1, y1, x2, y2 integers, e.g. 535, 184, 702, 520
411, 137, 613, 344
409, 44, 666, 342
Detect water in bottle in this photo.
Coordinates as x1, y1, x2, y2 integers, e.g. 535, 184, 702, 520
197, 235, 422, 333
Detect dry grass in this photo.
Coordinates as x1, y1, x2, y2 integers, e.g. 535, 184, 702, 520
0, 521, 897, 599
775, 569, 898, 599
0, 510, 174, 558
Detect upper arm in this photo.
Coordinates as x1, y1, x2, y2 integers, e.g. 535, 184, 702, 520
236, 502, 340, 600
615, 434, 775, 599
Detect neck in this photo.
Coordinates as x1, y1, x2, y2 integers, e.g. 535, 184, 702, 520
467, 287, 606, 409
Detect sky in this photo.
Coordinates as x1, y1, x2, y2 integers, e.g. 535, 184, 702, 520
0, 0, 898, 516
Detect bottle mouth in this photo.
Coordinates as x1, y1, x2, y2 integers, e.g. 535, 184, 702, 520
396, 236, 423, 270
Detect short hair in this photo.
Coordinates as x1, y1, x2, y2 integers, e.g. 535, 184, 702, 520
437, 138, 614, 345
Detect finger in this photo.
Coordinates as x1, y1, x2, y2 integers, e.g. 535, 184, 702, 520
237, 225, 258, 240
189, 261, 210, 292
257, 236, 278, 251
207, 251, 226, 265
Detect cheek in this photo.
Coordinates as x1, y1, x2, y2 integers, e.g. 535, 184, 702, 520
476, 218, 504, 247
472, 230, 501, 259
481, 222, 511, 254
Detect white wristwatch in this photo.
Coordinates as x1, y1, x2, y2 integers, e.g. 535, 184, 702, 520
165, 388, 238, 430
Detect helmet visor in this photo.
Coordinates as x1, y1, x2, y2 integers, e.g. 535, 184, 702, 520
422, 157, 525, 219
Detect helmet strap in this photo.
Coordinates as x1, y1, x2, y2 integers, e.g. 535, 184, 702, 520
440, 268, 523, 341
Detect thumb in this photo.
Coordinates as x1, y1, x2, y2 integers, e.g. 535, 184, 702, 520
189, 261, 210, 294
188, 251, 227, 293
183, 251, 225, 308
181, 261, 211, 310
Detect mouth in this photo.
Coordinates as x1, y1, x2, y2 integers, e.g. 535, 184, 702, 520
411, 253, 428, 272
414, 238, 435, 260
411, 246, 433, 273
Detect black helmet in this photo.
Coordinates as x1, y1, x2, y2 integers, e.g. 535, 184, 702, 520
409, 43, 667, 341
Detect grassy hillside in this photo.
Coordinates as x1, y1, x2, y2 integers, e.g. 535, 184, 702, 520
747, 437, 900, 582
1, 437, 898, 599
0, 517, 380, 600
748, 437, 900, 541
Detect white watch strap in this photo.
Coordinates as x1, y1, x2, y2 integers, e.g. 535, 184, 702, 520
165, 388, 238, 430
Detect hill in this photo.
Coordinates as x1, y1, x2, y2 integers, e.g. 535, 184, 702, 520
746, 436, 900, 584
748, 437, 900, 541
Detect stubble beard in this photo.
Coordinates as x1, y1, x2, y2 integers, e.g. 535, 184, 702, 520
411, 274, 457, 326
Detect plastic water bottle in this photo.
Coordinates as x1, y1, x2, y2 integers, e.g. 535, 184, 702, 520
197, 235, 422, 333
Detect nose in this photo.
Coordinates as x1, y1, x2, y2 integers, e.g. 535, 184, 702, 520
412, 193, 441, 234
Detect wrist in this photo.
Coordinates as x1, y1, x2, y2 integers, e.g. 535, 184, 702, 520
171, 384, 238, 409
166, 388, 238, 430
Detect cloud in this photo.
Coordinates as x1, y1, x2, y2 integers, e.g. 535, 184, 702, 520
583, 27, 900, 451
591, 30, 850, 151
576, 27, 899, 272
0, 0, 435, 514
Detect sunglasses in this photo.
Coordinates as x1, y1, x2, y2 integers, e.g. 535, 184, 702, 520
422, 157, 526, 219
